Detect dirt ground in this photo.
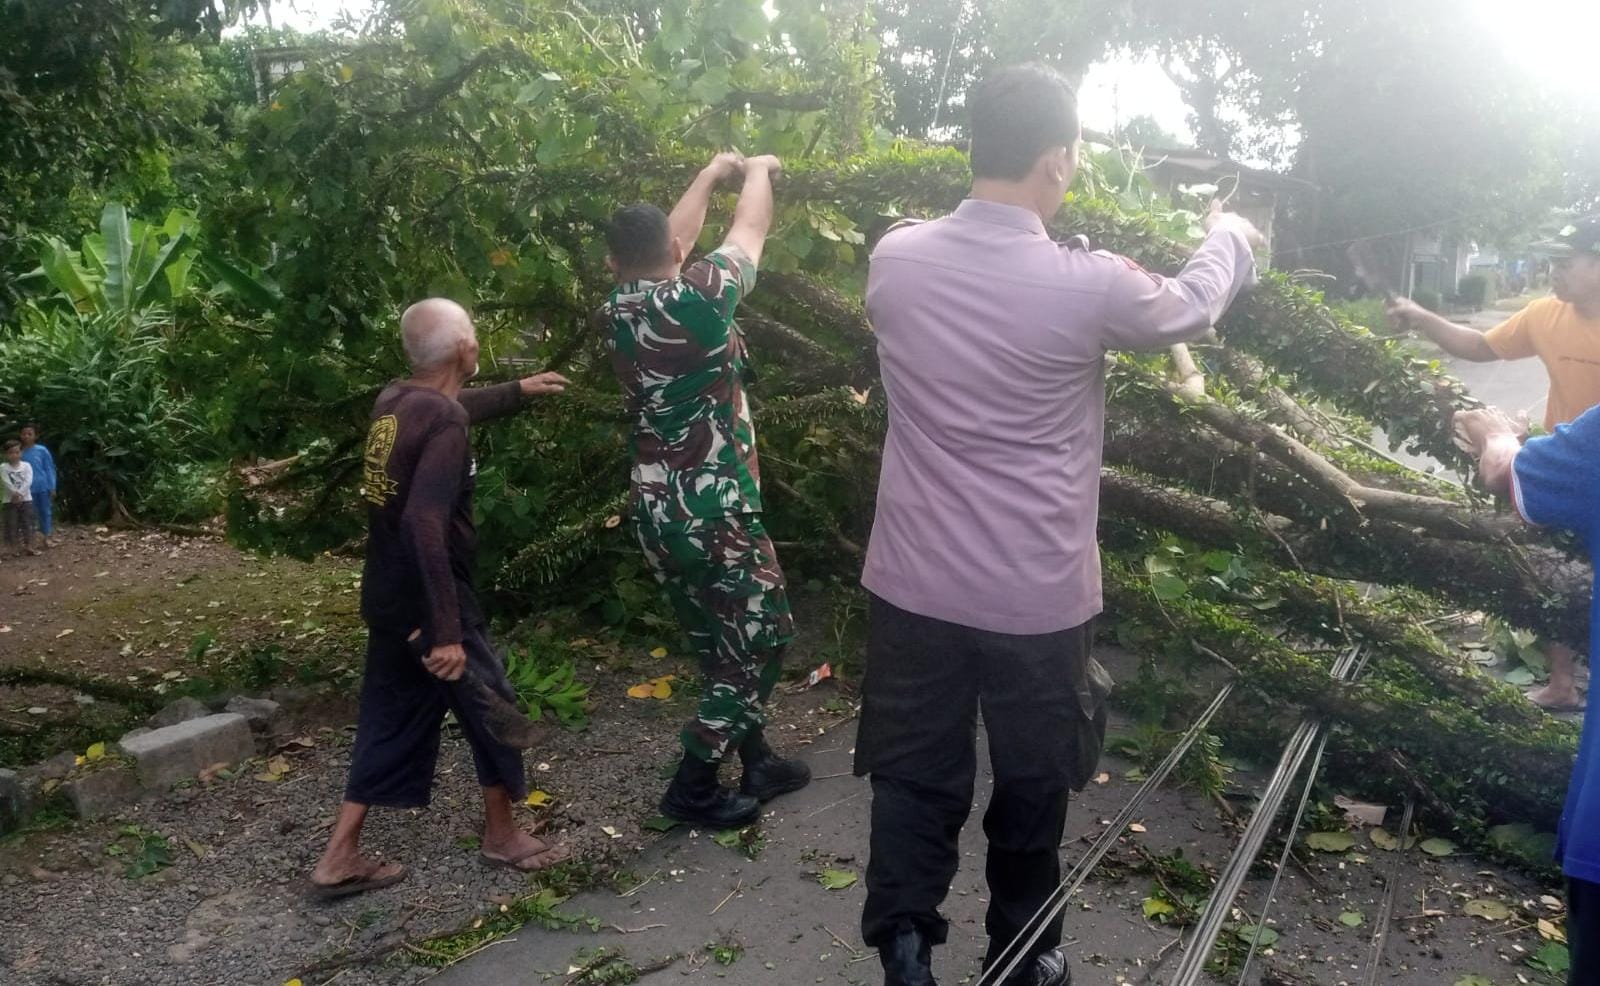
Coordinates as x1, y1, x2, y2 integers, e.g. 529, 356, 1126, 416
0, 525, 364, 764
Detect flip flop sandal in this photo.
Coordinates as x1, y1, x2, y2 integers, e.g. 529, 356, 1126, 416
307, 863, 409, 901
478, 841, 569, 873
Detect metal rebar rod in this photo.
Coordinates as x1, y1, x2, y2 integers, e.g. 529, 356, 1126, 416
974, 680, 1237, 986
1361, 799, 1415, 986
1167, 645, 1364, 986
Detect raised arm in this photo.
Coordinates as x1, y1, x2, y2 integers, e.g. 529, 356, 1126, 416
668, 152, 746, 253
1387, 298, 1499, 362
456, 373, 569, 425
722, 155, 782, 271
1100, 208, 1261, 350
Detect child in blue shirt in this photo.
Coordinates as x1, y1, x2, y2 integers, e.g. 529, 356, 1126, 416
19, 423, 56, 549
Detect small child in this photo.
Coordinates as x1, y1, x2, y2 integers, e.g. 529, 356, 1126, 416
19, 423, 57, 549
2, 440, 38, 557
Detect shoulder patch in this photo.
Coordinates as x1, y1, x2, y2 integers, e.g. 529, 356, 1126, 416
362, 415, 400, 506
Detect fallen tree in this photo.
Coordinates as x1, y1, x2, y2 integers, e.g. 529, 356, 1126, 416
209, 12, 1583, 847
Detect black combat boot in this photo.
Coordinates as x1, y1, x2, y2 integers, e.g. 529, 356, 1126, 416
879, 924, 936, 986
659, 755, 761, 829
737, 728, 812, 801
1000, 948, 1070, 986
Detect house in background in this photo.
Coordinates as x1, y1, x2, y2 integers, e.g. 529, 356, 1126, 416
1402, 230, 1477, 300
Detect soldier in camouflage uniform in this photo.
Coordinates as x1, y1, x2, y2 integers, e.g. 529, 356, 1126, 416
602, 151, 811, 829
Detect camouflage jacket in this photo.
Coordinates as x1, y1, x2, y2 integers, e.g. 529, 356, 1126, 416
603, 245, 764, 523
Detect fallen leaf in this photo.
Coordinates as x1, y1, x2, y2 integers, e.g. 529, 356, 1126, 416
1453, 977, 1493, 986
1541, 895, 1565, 911
1538, 918, 1567, 943
642, 816, 681, 832
1305, 831, 1357, 852
0, 625, 11, 633
26, 707, 47, 716
1235, 925, 1279, 948
74, 755, 86, 767
627, 683, 655, 699
818, 868, 858, 891
849, 387, 871, 405
285, 979, 304, 986
1129, 823, 1147, 834
1464, 898, 1513, 921
1142, 896, 1175, 919
197, 762, 230, 783
1369, 828, 1399, 850
524, 790, 553, 808
184, 838, 209, 859
85, 742, 106, 762
1093, 772, 1110, 785
651, 680, 673, 699
1339, 911, 1365, 927
1419, 837, 1456, 857
55, 628, 74, 639
649, 646, 668, 658
601, 825, 621, 839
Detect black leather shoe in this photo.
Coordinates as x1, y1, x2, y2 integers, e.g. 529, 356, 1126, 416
879, 925, 936, 986
659, 757, 761, 829
1000, 948, 1070, 986
737, 730, 812, 801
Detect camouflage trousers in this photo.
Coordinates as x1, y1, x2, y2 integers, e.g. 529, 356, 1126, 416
635, 512, 796, 763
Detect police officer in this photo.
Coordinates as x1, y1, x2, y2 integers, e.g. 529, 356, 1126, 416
858, 65, 1264, 985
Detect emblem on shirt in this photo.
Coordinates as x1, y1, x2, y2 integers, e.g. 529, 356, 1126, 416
362, 415, 400, 506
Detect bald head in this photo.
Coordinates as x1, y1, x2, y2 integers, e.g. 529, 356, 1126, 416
401, 298, 476, 372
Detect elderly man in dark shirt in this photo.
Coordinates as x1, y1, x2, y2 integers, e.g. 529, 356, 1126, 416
309, 298, 569, 899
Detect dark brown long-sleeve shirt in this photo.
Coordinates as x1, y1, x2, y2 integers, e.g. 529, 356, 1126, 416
359, 380, 524, 644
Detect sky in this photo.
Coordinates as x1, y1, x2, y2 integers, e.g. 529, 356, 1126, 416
252, 0, 1600, 155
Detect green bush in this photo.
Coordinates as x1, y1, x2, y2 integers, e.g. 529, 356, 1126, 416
1412, 288, 1443, 312
1458, 273, 1494, 309
140, 459, 229, 523
0, 306, 207, 519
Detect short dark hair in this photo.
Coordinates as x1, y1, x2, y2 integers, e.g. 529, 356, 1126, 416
968, 64, 1080, 181
20, 423, 37, 435
606, 203, 673, 273
3, 440, 19, 453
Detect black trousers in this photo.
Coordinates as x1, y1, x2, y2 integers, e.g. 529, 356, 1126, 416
344, 622, 527, 808
855, 594, 1110, 973
1572, 877, 1600, 985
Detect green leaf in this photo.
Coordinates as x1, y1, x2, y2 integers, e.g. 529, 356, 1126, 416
203, 252, 281, 309
818, 868, 858, 891
1369, 828, 1399, 850
1201, 550, 1235, 573
1305, 831, 1357, 852
1142, 896, 1176, 920
642, 815, 681, 832
1528, 941, 1570, 974
1235, 924, 1278, 948
134, 228, 193, 308
38, 235, 100, 310
1338, 911, 1364, 927
1464, 898, 1513, 921
99, 203, 135, 313
1419, 837, 1456, 857
1150, 573, 1189, 601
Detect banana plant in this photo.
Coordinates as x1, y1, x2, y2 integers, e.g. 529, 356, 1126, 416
28, 203, 280, 320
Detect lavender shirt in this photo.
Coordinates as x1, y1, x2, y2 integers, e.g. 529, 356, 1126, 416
862, 198, 1259, 634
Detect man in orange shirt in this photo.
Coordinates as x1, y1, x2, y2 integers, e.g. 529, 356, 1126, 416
1388, 216, 1600, 710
